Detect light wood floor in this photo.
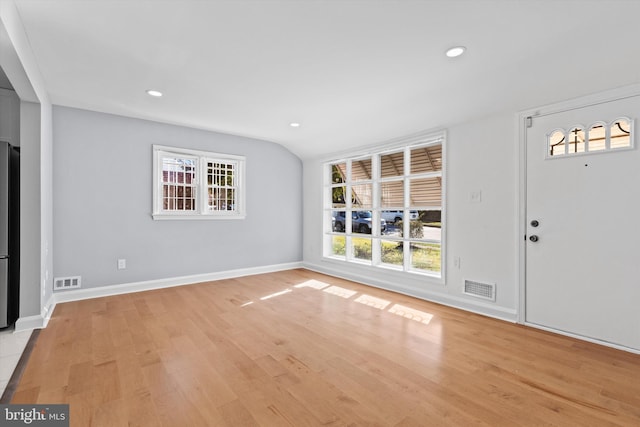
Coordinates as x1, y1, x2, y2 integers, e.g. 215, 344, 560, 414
11, 269, 640, 426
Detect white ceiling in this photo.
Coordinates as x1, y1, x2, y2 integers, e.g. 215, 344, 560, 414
12, 0, 640, 159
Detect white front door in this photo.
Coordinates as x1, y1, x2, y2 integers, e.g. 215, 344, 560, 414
525, 94, 640, 351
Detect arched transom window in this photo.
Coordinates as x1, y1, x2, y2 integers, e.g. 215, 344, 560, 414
547, 117, 633, 158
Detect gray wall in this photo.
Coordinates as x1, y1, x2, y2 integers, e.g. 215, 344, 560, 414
19, 101, 42, 317
53, 106, 302, 289
0, 88, 19, 145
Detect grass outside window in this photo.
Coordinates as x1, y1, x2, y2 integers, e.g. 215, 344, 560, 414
331, 235, 346, 257
410, 242, 441, 273
332, 235, 441, 273
352, 237, 372, 261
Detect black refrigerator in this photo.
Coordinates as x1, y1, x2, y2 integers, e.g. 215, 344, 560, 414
0, 140, 19, 329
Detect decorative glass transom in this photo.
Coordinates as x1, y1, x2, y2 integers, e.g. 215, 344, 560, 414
547, 117, 633, 157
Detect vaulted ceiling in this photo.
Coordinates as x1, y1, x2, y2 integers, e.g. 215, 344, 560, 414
11, 0, 640, 159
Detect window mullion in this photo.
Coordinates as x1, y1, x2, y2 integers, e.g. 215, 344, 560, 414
345, 160, 353, 262
412, 170, 442, 180
403, 147, 411, 272
199, 157, 206, 214
372, 154, 381, 265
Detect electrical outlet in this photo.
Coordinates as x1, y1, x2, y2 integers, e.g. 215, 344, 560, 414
470, 190, 482, 203
454, 256, 461, 269
117, 259, 126, 270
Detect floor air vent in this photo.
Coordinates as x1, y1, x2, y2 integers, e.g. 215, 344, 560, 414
54, 276, 82, 290
464, 280, 495, 301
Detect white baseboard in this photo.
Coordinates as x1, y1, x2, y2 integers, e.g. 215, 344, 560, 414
525, 322, 640, 355
52, 261, 304, 305
41, 294, 55, 328
16, 262, 303, 331
303, 261, 518, 323
14, 314, 45, 332
14, 294, 55, 332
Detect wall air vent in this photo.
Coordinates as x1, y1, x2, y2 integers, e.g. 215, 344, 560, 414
464, 280, 495, 301
54, 276, 81, 291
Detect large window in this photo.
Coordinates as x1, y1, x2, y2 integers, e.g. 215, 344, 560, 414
324, 133, 444, 278
153, 145, 245, 220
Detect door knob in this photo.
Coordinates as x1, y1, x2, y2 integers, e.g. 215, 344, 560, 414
529, 235, 539, 242
530, 220, 539, 227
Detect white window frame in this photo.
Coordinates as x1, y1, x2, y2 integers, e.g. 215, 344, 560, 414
152, 145, 246, 220
323, 131, 446, 280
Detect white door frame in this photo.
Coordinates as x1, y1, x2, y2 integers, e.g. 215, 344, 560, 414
517, 83, 640, 350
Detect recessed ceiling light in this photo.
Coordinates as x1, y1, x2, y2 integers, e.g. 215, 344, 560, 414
146, 89, 163, 97
445, 46, 466, 58
289, 122, 301, 128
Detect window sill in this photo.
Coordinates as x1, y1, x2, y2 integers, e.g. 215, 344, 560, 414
152, 213, 246, 220
322, 255, 444, 284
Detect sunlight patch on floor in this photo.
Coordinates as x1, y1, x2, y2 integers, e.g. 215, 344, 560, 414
323, 286, 358, 299
388, 303, 433, 324
260, 289, 292, 300
243, 278, 435, 329
354, 294, 391, 310
293, 280, 331, 290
